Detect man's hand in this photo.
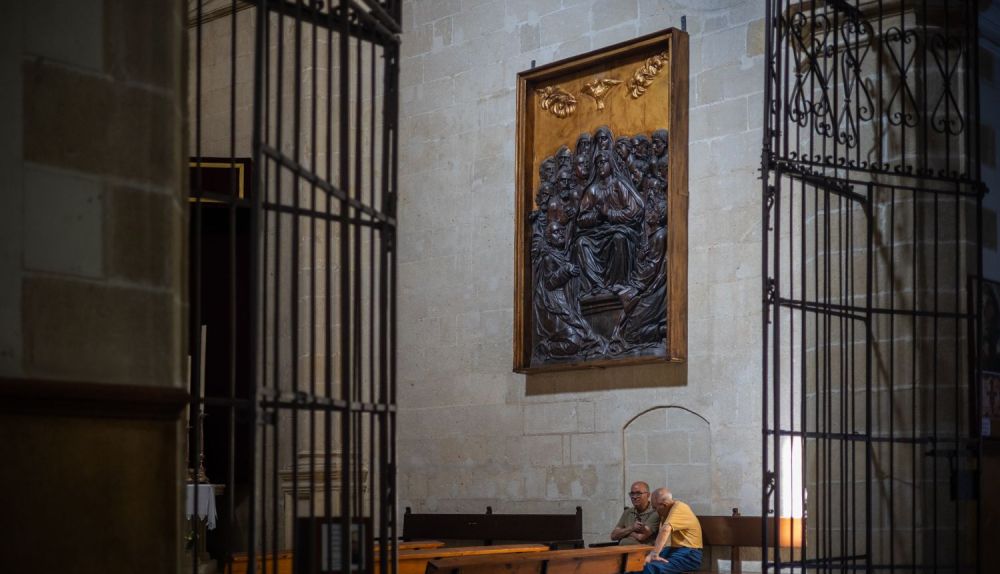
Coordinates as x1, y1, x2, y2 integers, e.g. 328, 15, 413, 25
644, 552, 668, 565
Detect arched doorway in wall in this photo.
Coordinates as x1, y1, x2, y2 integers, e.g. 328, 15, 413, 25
622, 406, 712, 515
185, 1, 402, 572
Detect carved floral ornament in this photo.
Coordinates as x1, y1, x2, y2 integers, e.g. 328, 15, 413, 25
537, 86, 578, 119
537, 51, 670, 118
627, 51, 670, 99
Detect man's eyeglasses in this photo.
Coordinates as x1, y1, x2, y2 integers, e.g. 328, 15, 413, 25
628, 491, 648, 497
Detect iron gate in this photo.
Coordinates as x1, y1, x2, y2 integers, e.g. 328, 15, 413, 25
761, 1, 984, 573
188, 1, 400, 572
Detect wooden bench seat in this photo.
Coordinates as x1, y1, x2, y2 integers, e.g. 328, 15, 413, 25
403, 506, 584, 549
374, 540, 444, 554
391, 543, 550, 574
228, 542, 535, 574
426, 544, 650, 574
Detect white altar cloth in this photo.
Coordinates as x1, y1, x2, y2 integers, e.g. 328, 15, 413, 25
185, 484, 217, 530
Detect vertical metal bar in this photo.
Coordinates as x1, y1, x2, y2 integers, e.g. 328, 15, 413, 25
308, 0, 319, 562
354, 24, 364, 523
324, 4, 335, 570
192, 1, 205, 570
388, 33, 401, 574
910, 180, 918, 574
800, 168, 808, 574
367, 37, 377, 543
973, 3, 984, 572
272, 2, 284, 567
290, 0, 303, 566
889, 184, 896, 574
864, 185, 873, 574
249, 0, 269, 570
761, 4, 775, 569
227, 3, 240, 572
773, 170, 783, 574
338, 1, 353, 572
378, 30, 396, 574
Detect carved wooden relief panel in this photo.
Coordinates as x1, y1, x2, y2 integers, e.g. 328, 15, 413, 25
514, 29, 689, 373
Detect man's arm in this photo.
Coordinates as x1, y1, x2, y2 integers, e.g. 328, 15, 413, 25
644, 524, 672, 563
610, 510, 633, 541
611, 523, 634, 541
629, 512, 660, 543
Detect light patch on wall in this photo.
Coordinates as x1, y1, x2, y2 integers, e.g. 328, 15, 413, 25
23, 165, 104, 278
779, 435, 804, 518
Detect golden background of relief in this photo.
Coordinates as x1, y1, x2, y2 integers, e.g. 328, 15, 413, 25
529, 45, 671, 199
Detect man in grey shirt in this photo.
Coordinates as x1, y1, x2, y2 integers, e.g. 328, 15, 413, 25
610, 481, 660, 545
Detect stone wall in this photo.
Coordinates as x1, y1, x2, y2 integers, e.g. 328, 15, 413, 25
0, 1, 187, 571
396, 0, 767, 543
0, 0, 187, 385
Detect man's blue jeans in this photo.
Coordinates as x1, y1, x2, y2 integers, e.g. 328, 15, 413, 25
639, 546, 703, 574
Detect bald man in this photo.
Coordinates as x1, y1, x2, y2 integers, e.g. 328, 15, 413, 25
610, 481, 659, 545
638, 488, 703, 574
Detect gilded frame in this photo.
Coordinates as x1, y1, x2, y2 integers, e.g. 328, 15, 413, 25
513, 29, 689, 374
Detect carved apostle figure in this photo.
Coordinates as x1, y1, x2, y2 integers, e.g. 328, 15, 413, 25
532, 221, 602, 361
615, 136, 633, 165
530, 156, 559, 265
594, 125, 614, 153
547, 167, 580, 229
631, 134, 652, 164
535, 156, 557, 207
628, 159, 649, 191
651, 128, 669, 162
555, 145, 573, 174
575, 132, 594, 163
574, 150, 644, 296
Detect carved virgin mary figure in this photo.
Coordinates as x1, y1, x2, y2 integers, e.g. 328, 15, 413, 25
573, 150, 644, 296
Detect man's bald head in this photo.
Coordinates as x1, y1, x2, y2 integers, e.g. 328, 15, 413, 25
652, 487, 673, 503
651, 488, 675, 517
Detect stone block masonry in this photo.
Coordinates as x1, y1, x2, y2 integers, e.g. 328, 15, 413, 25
396, 0, 767, 543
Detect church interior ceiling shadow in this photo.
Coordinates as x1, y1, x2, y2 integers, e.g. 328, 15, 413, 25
513, 28, 689, 375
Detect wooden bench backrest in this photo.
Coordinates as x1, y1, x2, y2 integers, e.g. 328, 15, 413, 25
700, 515, 765, 547
426, 545, 650, 574
698, 511, 802, 574
402, 507, 584, 547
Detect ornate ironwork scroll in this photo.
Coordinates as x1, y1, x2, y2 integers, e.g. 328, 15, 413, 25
515, 29, 688, 372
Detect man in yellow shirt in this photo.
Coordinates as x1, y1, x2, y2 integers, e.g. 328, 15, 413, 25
639, 488, 703, 574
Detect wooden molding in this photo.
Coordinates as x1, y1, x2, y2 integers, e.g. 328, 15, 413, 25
0, 377, 189, 420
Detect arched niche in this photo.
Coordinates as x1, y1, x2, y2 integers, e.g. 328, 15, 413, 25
622, 406, 712, 515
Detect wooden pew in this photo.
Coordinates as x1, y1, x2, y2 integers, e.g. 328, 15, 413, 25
228, 550, 293, 574
378, 540, 447, 552
403, 506, 584, 548
227, 541, 491, 574
390, 544, 550, 574
426, 544, 650, 574
699, 509, 803, 574
428, 509, 804, 574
